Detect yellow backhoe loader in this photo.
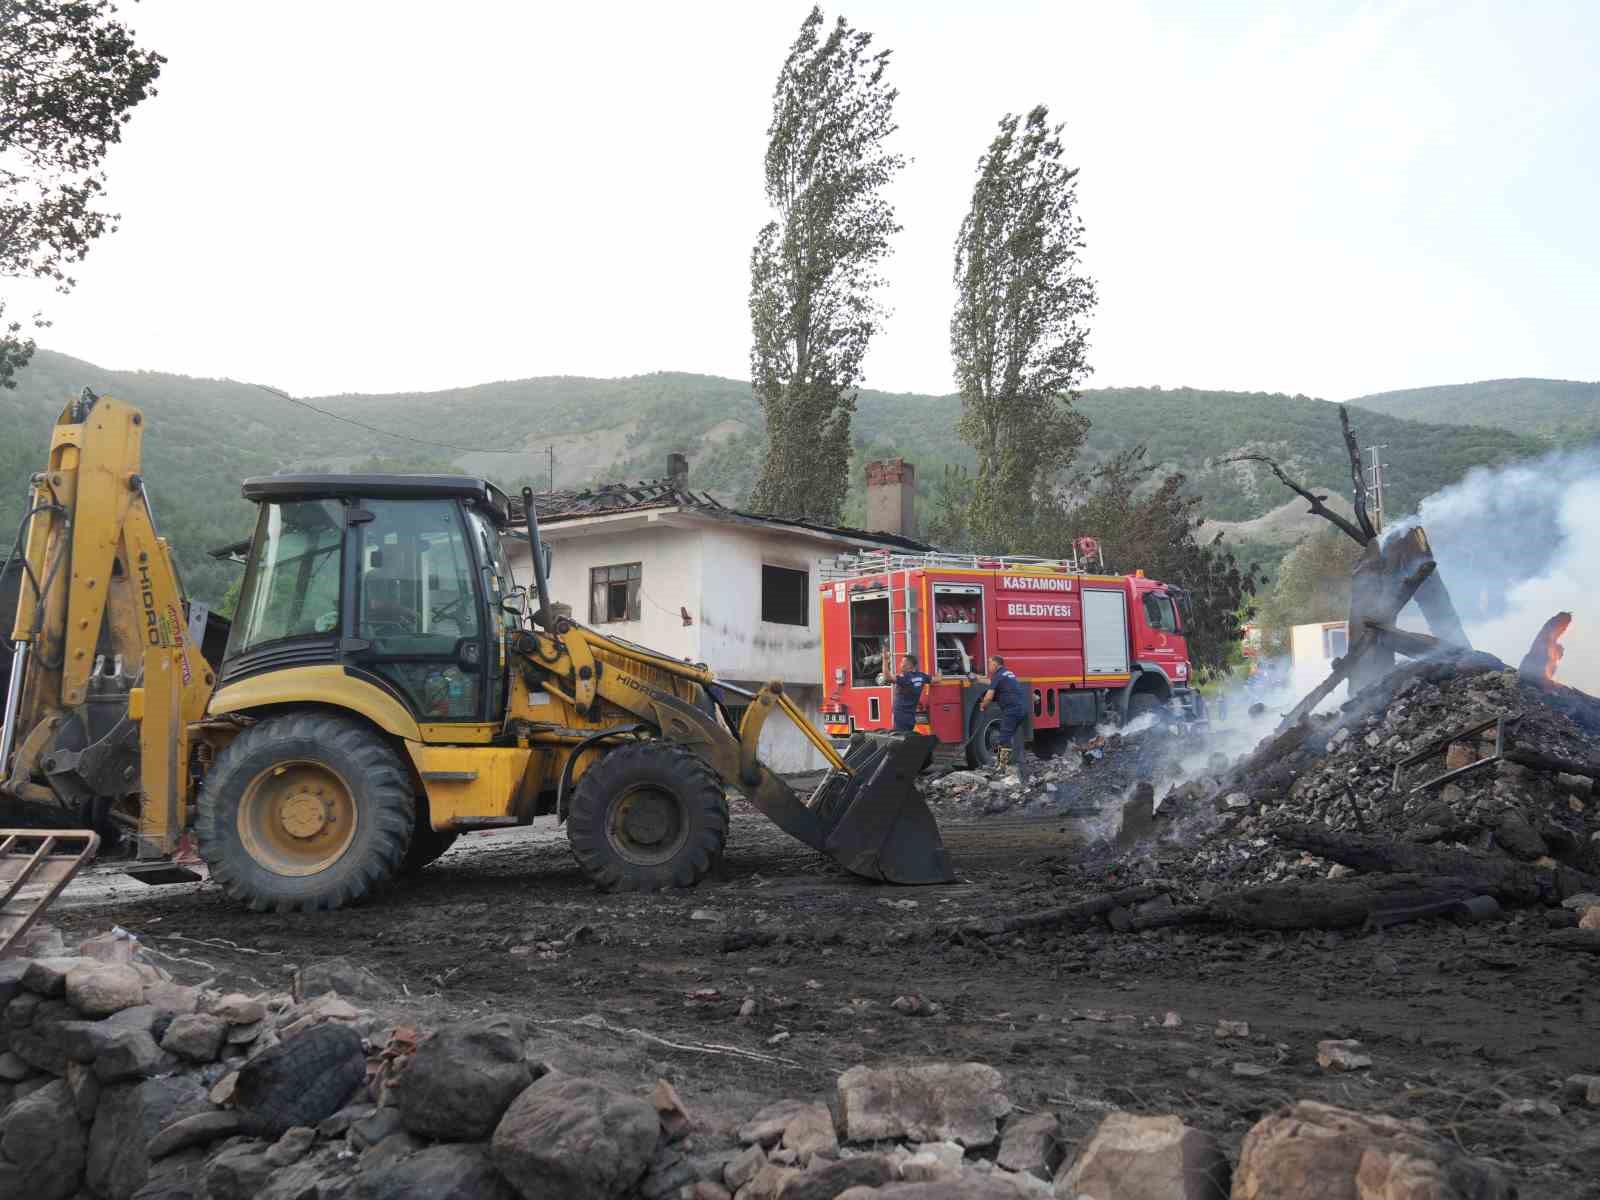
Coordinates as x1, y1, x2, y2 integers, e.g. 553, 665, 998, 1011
0, 391, 951, 940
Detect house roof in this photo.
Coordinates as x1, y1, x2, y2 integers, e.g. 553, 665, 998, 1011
508, 476, 932, 553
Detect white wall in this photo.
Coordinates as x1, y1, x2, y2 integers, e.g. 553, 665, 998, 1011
505, 518, 704, 662
502, 514, 842, 772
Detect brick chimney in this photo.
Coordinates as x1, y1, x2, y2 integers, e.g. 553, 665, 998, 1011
666, 452, 689, 492
864, 458, 916, 538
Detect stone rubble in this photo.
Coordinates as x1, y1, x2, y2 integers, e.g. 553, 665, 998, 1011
0, 898, 1553, 1200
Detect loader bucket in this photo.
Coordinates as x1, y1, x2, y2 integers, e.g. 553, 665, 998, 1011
812, 732, 955, 885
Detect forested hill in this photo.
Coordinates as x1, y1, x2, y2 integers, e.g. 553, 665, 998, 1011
1, 349, 1559, 605
1349, 378, 1600, 443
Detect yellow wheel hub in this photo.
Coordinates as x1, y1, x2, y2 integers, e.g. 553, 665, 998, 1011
238, 761, 358, 877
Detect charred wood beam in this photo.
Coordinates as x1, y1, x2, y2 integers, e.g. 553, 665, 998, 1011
1221, 453, 1370, 546
1364, 620, 1442, 659
1205, 873, 1485, 931
1502, 745, 1600, 780
1273, 824, 1600, 904
1279, 633, 1376, 729
955, 884, 1168, 938
1542, 929, 1600, 953
1339, 405, 1380, 542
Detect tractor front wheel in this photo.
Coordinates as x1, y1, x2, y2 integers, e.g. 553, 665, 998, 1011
196, 712, 414, 912
567, 742, 728, 892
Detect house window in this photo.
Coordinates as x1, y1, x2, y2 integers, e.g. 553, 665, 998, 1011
1324, 625, 1348, 659
590, 563, 641, 623
761, 564, 809, 626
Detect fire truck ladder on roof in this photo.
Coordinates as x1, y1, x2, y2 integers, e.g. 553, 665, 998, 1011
820, 545, 1104, 581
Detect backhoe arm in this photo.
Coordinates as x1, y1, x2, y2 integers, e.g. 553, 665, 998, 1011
2, 392, 212, 856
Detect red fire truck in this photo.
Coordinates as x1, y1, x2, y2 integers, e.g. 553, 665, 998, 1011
818, 546, 1201, 765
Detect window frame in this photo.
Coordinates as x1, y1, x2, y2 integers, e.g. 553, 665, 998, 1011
1142, 592, 1179, 634
589, 562, 642, 624
760, 563, 810, 627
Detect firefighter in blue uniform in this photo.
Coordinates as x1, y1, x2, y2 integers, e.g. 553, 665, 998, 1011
890, 654, 931, 733
979, 654, 1029, 785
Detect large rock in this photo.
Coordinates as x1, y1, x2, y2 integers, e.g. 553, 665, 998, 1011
88, 1076, 208, 1200
235, 1022, 366, 1137
398, 1015, 533, 1140
203, 1144, 276, 1200
1056, 1111, 1227, 1199
141, 981, 200, 1015
999, 1112, 1063, 1181
161, 1013, 228, 1063
491, 1073, 659, 1200
837, 1062, 1012, 1148
91, 1025, 170, 1081
294, 958, 393, 1002
355, 1142, 519, 1200
1232, 1101, 1513, 1200
783, 1154, 896, 1200
66, 961, 147, 1017
837, 1179, 1025, 1199
781, 1102, 838, 1164
0, 958, 32, 1007
146, 1110, 243, 1159
739, 1098, 816, 1147
22, 956, 82, 996
0, 1078, 86, 1200
8, 997, 75, 1074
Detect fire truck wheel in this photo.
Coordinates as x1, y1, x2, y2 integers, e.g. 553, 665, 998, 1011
965, 707, 1003, 769
196, 711, 414, 913
1127, 691, 1164, 725
568, 742, 728, 892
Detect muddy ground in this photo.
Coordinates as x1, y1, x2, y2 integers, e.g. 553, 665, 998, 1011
43, 802, 1600, 1198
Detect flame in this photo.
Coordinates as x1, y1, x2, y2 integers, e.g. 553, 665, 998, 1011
1518, 612, 1572, 688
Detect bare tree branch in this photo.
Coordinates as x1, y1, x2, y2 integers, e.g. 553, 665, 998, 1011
1221, 452, 1371, 546
1340, 405, 1379, 540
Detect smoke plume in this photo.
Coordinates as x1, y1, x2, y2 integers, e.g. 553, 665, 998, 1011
1387, 447, 1600, 692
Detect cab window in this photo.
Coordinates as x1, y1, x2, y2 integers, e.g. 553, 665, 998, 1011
1142, 592, 1179, 634
357, 499, 483, 719
227, 499, 344, 656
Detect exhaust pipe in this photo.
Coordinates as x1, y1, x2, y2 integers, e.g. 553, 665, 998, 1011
521, 487, 554, 632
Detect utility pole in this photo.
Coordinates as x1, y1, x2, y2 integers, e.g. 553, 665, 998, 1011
546, 446, 555, 493
1363, 445, 1388, 532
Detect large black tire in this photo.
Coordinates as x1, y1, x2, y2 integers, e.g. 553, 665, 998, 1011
236, 1023, 367, 1137
196, 711, 414, 912
567, 742, 728, 892
400, 824, 459, 874
1126, 691, 1163, 725
965, 707, 1003, 768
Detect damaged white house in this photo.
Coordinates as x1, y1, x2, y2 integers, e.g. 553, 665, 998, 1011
501, 455, 928, 771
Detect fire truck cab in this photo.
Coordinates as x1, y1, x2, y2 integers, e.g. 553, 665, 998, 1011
818, 547, 1200, 765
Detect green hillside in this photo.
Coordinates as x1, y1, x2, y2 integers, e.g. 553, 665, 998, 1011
0, 349, 1557, 608
1351, 378, 1600, 444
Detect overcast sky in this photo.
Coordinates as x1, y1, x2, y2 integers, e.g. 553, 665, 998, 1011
14, 0, 1599, 401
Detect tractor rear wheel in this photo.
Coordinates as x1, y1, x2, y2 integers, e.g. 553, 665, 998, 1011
567, 742, 728, 892
196, 712, 414, 912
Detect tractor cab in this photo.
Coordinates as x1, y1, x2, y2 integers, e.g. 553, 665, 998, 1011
224, 475, 520, 725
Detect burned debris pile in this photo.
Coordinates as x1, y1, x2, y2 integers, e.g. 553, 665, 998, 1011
956, 645, 1600, 944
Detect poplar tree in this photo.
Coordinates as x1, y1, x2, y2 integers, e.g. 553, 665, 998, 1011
951, 106, 1095, 550
748, 6, 902, 523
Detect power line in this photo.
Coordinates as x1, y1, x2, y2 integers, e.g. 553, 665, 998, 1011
247, 383, 534, 455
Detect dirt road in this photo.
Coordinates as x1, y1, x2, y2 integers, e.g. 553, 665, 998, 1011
43, 805, 1600, 1196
